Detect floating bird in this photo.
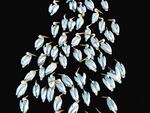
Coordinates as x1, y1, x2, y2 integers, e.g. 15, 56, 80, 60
35, 35, 49, 51
73, 48, 82, 62
16, 81, 28, 98
70, 86, 79, 101
84, 58, 97, 72
39, 66, 45, 81
101, 0, 109, 11
115, 60, 126, 78
21, 52, 36, 68
69, 0, 77, 12
48, 72, 56, 88
32, 80, 40, 99
47, 87, 55, 103
90, 33, 100, 50
97, 52, 106, 70
82, 90, 91, 106
24, 70, 37, 81
76, 14, 84, 30
102, 74, 116, 91
59, 74, 74, 87
90, 80, 100, 96
53, 94, 63, 112
68, 17, 76, 32
71, 33, 84, 47
59, 52, 68, 69
48, 0, 60, 16
55, 79, 67, 94
77, 2, 86, 15
104, 28, 115, 43
62, 42, 71, 57
92, 8, 103, 24
108, 19, 120, 35
19, 95, 29, 113
84, 0, 95, 11
68, 101, 80, 113
37, 53, 47, 66
51, 45, 59, 61
98, 17, 105, 33
58, 32, 69, 47
43, 42, 52, 56
100, 40, 112, 55
84, 24, 92, 42
51, 22, 60, 38
61, 14, 68, 31
41, 87, 47, 103
45, 62, 58, 75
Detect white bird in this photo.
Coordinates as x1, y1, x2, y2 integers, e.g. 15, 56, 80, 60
73, 48, 82, 62
79, 72, 87, 86
90, 80, 100, 96
48, 0, 59, 16
21, 52, 36, 68
58, 32, 69, 47
106, 97, 118, 113
66, 0, 72, 3
69, 0, 77, 12
90, 34, 100, 50
47, 87, 55, 103
41, 87, 47, 103
77, 2, 86, 15
62, 43, 71, 57
68, 101, 80, 113
76, 14, 84, 30
74, 74, 84, 89
101, 0, 109, 11
81, 44, 95, 60
71, 33, 83, 47
59, 74, 73, 87
19, 96, 29, 113
59, 52, 67, 69
104, 28, 115, 43
84, 0, 95, 11
68, 17, 76, 32
61, 14, 68, 31
82, 90, 91, 106
48, 72, 56, 88
35, 35, 49, 51
16, 81, 28, 98
84, 24, 92, 42
92, 8, 103, 24
43, 42, 52, 56
51, 22, 60, 38
85, 58, 97, 72
102, 74, 116, 92
24, 70, 37, 81
108, 19, 120, 35
97, 52, 106, 70
115, 60, 126, 78
100, 41, 112, 55
45, 62, 58, 75
70, 86, 79, 101
37, 53, 47, 66
55, 79, 67, 95
98, 17, 106, 33
51, 45, 59, 61
32, 80, 40, 99
53, 94, 63, 111
39, 66, 45, 81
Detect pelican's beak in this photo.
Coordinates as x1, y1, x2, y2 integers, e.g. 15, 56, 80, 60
101, 96, 107, 99
54, 0, 59, 3
59, 93, 64, 97
24, 95, 29, 99
96, 8, 103, 14
99, 39, 105, 44
71, 17, 75, 20
48, 41, 53, 44
81, 56, 88, 62
77, 32, 84, 35
87, 24, 92, 28
80, 44, 87, 47
58, 73, 63, 76
76, 67, 80, 73
54, 22, 60, 24
64, 32, 69, 34
57, 109, 64, 113
108, 19, 115, 22
31, 53, 36, 56
76, 100, 80, 103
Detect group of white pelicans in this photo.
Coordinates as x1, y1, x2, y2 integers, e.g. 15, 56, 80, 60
16, 0, 126, 113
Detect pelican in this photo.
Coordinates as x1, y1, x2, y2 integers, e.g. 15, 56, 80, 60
98, 17, 106, 33
48, 0, 59, 16
16, 81, 28, 98
104, 28, 115, 43
97, 52, 106, 70
59, 74, 74, 87
68, 101, 80, 113
101, 0, 109, 11
77, 2, 86, 15
37, 53, 47, 66
68, 17, 76, 32
61, 14, 68, 31
90, 33, 100, 50
73, 48, 82, 62
59, 52, 67, 69
84, 24, 92, 42
53, 94, 63, 111
58, 32, 69, 47
76, 14, 84, 30
19, 96, 29, 113
70, 86, 79, 101
47, 87, 55, 102
41, 87, 47, 103
45, 62, 58, 75
39, 66, 45, 81
24, 70, 37, 81
55, 79, 67, 94
69, 0, 77, 12
32, 80, 40, 99
108, 19, 120, 35
92, 8, 103, 24
71, 33, 84, 47
62, 42, 71, 57
90, 80, 100, 96
84, 0, 95, 11
82, 90, 91, 106
51, 22, 60, 38
43, 42, 52, 56
100, 41, 112, 55
51, 45, 59, 61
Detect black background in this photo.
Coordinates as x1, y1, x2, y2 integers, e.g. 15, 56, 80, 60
4, 0, 150, 113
